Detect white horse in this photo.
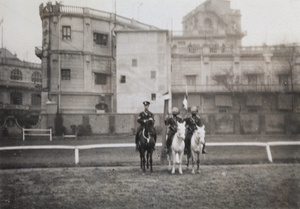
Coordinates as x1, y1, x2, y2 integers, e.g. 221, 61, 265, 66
167, 121, 186, 174
190, 125, 205, 174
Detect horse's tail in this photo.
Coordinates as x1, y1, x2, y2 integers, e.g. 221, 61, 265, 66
175, 153, 180, 164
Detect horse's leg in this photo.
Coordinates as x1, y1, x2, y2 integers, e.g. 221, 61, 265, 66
186, 153, 189, 169
142, 152, 146, 173
150, 150, 153, 173
167, 153, 171, 171
197, 152, 201, 173
191, 150, 195, 174
171, 150, 176, 174
178, 151, 183, 175
146, 150, 149, 169
139, 149, 143, 169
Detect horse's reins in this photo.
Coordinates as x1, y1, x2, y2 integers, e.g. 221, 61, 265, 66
142, 129, 151, 143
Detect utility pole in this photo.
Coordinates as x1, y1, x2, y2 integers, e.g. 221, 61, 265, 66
0, 18, 3, 48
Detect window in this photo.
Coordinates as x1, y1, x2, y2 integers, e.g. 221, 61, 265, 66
248, 108, 258, 113
31, 94, 41, 106
248, 74, 257, 85
94, 33, 108, 46
151, 93, 156, 101
95, 73, 107, 85
62, 26, 71, 40
151, 71, 156, 79
279, 74, 289, 92
11, 69, 22, 81
120, 75, 126, 83
31, 72, 42, 83
204, 18, 212, 28
61, 69, 71, 80
132, 59, 137, 67
0, 70, 4, 80
219, 108, 228, 113
10, 92, 22, 105
214, 75, 227, 85
186, 75, 196, 85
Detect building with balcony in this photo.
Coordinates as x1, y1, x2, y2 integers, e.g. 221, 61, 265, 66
37, 2, 160, 118
0, 48, 42, 131
171, 0, 300, 115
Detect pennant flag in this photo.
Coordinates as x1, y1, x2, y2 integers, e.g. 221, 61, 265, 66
183, 95, 188, 110
182, 84, 188, 110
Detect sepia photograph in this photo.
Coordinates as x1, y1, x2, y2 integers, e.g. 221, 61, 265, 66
0, 0, 300, 208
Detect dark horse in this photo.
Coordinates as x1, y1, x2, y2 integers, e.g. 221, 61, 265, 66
138, 118, 156, 172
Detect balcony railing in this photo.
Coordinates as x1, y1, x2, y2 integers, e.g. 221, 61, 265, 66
171, 45, 300, 56
0, 104, 30, 110
0, 80, 40, 90
171, 84, 300, 93
40, 3, 159, 30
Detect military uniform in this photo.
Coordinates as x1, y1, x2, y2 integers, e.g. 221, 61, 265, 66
184, 114, 204, 155
135, 101, 156, 150
165, 115, 183, 152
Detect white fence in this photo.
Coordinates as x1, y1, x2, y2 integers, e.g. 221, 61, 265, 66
0, 141, 299, 165
23, 129, 52, 141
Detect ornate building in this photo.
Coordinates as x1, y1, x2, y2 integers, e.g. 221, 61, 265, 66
0, 48, 41, 134
171, 0, 300, 116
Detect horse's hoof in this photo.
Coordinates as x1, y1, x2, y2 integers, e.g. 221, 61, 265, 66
171, 170, 175, 174
192, 170, 195, 174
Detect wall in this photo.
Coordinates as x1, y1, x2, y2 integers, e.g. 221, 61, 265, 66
4, 112, 299, 138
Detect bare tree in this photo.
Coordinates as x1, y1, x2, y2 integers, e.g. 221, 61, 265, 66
272, 44, 300, 111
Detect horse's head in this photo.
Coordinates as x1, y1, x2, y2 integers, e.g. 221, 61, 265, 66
146, 118, 154, 126
194, 125, 205, 144
176, 121, 186, 139
144, 118, 155, 138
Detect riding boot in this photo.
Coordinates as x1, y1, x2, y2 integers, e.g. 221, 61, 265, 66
135, 135, 139, 151
202, 143, 207, 154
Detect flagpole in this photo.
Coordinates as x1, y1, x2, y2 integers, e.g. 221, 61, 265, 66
1, 18, 3, 48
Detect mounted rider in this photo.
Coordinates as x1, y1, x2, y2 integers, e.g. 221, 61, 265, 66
184, 106, 207, 155
164, 107, 183, 153
135, 101, 156, 151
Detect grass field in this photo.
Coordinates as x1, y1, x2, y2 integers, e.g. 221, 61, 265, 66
0, 164, 299, 209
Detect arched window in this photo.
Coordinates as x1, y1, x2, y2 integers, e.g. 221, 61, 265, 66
11, 69, 22, 81
204, 18, 212, 28
32, 71, 42, 83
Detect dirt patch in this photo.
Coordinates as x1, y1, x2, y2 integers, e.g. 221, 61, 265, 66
0, 164, 299, 209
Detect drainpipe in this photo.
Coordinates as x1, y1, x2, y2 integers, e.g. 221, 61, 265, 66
110, 9, 117, 113
58, 14, 61, 114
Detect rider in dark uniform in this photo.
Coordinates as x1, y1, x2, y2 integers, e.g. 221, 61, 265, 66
135, 101, 156, 151
184, 106, 207, 155
164, 107, 183, 153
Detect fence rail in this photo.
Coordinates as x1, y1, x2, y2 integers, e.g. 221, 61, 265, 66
23, 129, 52, 141
0, 141, 300, 165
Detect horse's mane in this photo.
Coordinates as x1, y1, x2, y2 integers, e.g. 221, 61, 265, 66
197, 125, 205, 136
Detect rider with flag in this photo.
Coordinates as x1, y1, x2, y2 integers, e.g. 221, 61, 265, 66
164, 107, 183, 153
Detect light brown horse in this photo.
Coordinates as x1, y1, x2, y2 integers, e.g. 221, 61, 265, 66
167, 121, 186, 174
190, 125, 205, 174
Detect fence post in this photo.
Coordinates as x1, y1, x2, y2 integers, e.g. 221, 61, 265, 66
23, 129, 25, 141
266, 144, 273, 163
75, 148, 79, 164
50, 128, 52, 141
